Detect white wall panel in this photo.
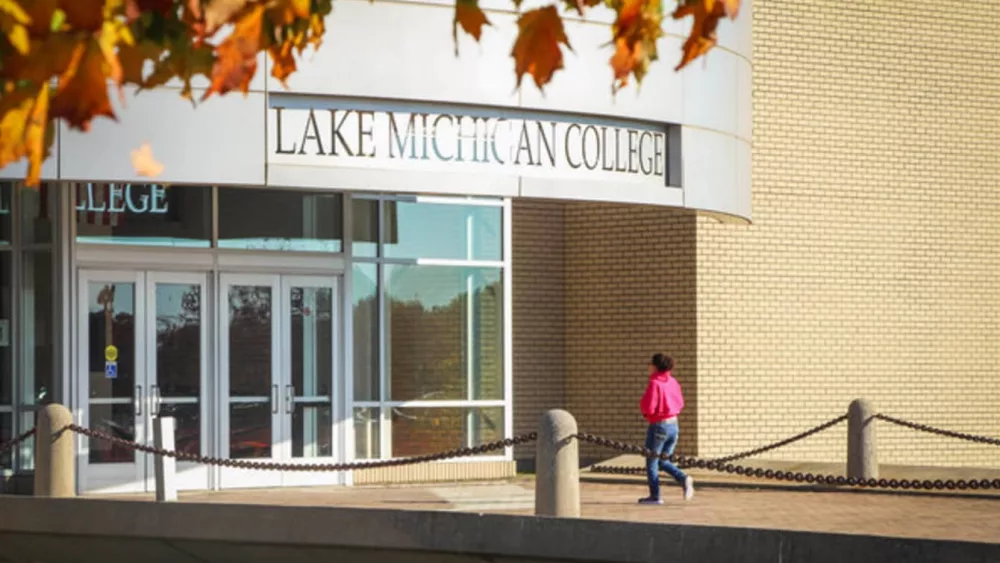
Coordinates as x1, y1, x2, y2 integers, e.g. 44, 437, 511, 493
0, 0, 753, 221
59, 88, 265, 186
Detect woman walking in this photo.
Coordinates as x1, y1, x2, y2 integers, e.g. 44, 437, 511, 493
638, 353, 695, 504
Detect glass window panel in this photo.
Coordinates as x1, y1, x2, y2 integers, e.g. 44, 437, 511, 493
0, 411, 10, 469
159, 402, 201, 456
291, 286, 333, 399
390, 407, 503, 458
385, 265, 503, 402
0, 253, 10, 406
229, 403, 271, 459
0, 182, 12, 244
352, 264, 379, 401
227, 285, 272, 397
218, 188, 343, 252
292, 403, 332, 458
86, 282, 136, 399
88, 402, 135, 463
352, 197, 378, 257
19, 184, 55, 244
353, 407, 380, 459
21, 251, 52, 405
75, 184, 211, 247
155, 283, 202, 398
383, 200, 502, 261
17, 409, 35, 471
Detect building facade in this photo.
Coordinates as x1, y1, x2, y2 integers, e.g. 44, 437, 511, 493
515, 0, 1000, 469
0, 0, 750, 493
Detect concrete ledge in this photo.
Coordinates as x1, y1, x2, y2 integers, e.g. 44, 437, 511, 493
2, 496, 999, 563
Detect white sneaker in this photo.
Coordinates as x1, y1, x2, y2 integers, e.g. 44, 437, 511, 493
683, 476, 695, 501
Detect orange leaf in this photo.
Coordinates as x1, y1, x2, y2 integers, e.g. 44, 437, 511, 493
672, 0, 735, 71
49, 39, 117, 130
511, 6, 570, 90
58, 0, 109, 32
23, 0, 57, 35
202, 3, 264, 100
267, 41, 296, 85
203, 0, 256, 32
131, 142, 164, 177
453, 0, 490, 46
609, 0, 663, 91
0, 82, 52, 187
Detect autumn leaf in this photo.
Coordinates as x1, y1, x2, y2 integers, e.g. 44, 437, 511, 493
0, 0, 31, 55
672, 0, 738, 71
609, 0, 663, 91
59, 0, 111, 32
511, 6, 570, 90
268, 41, 296, 84
49, 39, 117, 130
131, 142, 164, 177
0, 82, 51, 186
202, 3, 264, 100
202, 0, 255, 32
453, 0, 490, 51
561, 0, 602, 17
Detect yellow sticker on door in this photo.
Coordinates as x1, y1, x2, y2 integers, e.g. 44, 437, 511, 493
105, 345, 119, 362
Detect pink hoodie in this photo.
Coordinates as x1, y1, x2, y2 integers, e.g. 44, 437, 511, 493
639, 370, 685, 423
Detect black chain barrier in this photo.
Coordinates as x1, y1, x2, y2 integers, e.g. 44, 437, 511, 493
709, 414, 848, 464
2, 412, 997, 494
875, 414, 1000, 447
67, 424, 536, 471
0, 428, 36, 456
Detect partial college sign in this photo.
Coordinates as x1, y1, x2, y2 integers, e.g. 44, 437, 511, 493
268, 106, 669, 185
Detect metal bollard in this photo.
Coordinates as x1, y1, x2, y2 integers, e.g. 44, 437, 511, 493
847, 399, 878, 480
154, 417, 177, 502
34, 403, 75, 498
535, 409, 580, 518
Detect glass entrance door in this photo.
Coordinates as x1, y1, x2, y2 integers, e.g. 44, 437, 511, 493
218, 274, 340, 489
78, 270, 209, 494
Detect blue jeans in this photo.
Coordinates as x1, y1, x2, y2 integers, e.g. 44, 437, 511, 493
645, 420, 687, 499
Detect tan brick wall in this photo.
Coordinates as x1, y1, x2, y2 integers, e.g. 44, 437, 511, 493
511, 200, 567, 459
695, 0, 1000, 467
563, 202, 699, 461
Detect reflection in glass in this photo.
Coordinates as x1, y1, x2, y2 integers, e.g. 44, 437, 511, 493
383, 201, 502, 261
17, 410, 35, 471
21, 251, 53, 405
390, 407, 503, 458
0, 253, 10, 406
159, 402, 200, 456
351, 198, 378, 257
353, 407, 380, 459
156, 283, 201, 398
88, 403, 136, 463
0, 182, 12, 242
218, 189, 343, 252
230, 403, 271, 459
292, 404, 332, 458
291, 286, 332, 399
75, 184, 211, 247
0, 412, 10, 469
352, 264, 378, 401
385, 265, 503, 402
228, 285, 271, 397
19, 184, 55, 244
87, 282, 136, 399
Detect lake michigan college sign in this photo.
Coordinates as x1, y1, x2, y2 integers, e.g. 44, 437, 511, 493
268, 106, 670, 185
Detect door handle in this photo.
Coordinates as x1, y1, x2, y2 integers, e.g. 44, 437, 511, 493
135, 385, 143, 417
286, 385, 294, 414
151, 385, 162, 416
271, 385, 279, 414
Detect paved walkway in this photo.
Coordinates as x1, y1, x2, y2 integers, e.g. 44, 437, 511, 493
95, 478, 1000, 545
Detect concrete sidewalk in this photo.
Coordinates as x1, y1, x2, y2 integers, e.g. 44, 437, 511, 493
90, 477, 1000, 545
585, 455, 1000, 497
